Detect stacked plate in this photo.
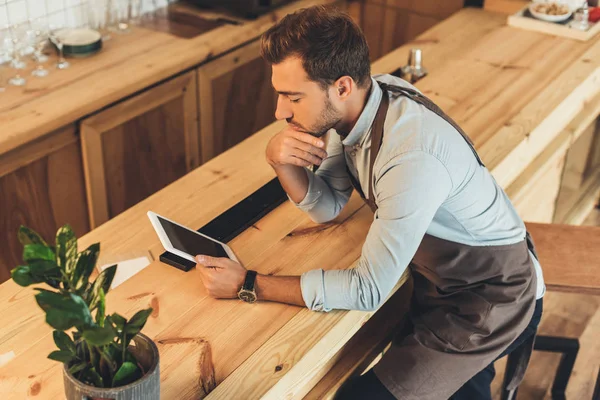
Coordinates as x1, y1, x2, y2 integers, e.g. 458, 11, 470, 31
53, 28, 103, 58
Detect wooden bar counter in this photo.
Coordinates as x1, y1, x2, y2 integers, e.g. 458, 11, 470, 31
1, 7, 600, 400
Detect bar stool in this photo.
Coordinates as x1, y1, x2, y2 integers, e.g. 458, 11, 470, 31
501, 223, 600, 400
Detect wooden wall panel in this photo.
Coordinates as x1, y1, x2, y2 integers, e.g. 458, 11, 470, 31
198, 40, 277, 163
0, 126, 90, 283
361, 0, 463, 61
101, 97, 190, 220
81, 71, 199, 228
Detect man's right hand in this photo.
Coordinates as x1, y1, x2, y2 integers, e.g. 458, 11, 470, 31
266, 127, 328, 168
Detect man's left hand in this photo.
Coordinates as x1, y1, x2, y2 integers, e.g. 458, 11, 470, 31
195, 255, 247, 299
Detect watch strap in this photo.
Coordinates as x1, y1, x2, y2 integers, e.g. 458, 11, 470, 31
243, 270, 257, 292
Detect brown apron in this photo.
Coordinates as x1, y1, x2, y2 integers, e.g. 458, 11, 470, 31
345, 82, 538, 399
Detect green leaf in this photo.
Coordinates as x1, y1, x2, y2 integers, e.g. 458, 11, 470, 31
68, 362, 87, 376
82, 324, 117, 346
71, 244, 100, 290
89, 265, 116, 310
55, 225, 78, 273
48, 350, 76, 363
112, 362, 142, 387
23, 244, 55, 262
18, 226, 48, 247
28, 260, 59, 275
111, 313, 126, 331
95, 288, 106, 327
81, 366, 104, 388
11, 266, 34, 287
35, 291, 93, 331
53, 330, 76, 354
124, 308, 153, 336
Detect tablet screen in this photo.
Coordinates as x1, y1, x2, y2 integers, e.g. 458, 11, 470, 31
158, 216, 227, 258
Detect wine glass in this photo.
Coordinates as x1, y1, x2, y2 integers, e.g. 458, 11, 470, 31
128, 0, 143, 26
0, 29, 6, 92
8, 24, 28, 86
30, 19, 49, 77
110, 0, 131, 33
49, 24, 70, 70
88, 0, 110, 40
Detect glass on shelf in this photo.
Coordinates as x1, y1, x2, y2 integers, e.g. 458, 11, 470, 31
48, 24, 70, 70
8, 24, 29, 86
30, 18, 50, 78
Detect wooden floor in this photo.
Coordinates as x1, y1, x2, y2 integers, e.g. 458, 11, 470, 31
491, 206, 600, 399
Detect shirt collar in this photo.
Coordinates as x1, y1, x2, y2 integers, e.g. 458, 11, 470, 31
342, 77, 382, 148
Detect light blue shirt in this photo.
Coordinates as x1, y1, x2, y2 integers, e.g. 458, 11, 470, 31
294, 75, 545, 312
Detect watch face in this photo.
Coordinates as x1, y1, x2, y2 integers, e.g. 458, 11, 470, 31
239, 290, 257, 303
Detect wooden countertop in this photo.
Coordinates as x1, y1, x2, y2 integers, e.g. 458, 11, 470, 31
0, 0, 337, 156
1, 8, 600, 399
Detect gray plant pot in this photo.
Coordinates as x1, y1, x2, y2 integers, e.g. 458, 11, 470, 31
63, 333, 160, 400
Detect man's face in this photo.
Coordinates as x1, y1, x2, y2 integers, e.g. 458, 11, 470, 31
271, 57, 343, 137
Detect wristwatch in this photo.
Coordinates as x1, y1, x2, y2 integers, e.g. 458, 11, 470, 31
238, 270, 258, 303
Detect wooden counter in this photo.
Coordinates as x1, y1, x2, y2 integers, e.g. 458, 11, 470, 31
1, 7, 599, 400
0, 0, 337, 156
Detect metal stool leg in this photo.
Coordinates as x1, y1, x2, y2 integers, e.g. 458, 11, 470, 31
502, 335, 579, 400
533, 335, 580, 400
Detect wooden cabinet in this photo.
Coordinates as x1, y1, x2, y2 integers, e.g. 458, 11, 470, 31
361, 0, 463, 61
0, 126, 90, 283
197, 39, 277, 163
81, 71, 199, 229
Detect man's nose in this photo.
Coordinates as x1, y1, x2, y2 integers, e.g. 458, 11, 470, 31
275, 96, 292, 121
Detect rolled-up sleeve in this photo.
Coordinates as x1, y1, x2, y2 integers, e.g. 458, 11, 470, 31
289, 132, 353, 224
301, 151, 453, 311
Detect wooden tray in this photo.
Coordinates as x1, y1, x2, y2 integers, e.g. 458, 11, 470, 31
508, 6, 600, 41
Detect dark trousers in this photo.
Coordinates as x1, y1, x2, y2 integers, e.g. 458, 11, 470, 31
334, 298, 544, 400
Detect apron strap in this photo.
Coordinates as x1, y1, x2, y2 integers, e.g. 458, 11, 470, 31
343, 85, 389, 213
379, 82, 485, 167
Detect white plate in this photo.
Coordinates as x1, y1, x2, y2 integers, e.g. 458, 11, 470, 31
528, 3, 573, 22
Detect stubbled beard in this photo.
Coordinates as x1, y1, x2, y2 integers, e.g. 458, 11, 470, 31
287, 95, 342, 138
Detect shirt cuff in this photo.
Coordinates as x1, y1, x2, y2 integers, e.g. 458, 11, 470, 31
288, 168, 323, 210
300, 269, 331, 312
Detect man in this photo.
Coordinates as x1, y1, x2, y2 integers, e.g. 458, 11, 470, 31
195, 6, 545, 399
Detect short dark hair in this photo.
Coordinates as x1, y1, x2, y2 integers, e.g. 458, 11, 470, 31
260, 5, 371, 90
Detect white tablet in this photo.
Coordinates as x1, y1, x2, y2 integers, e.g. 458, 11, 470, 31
147, 211, 238, 264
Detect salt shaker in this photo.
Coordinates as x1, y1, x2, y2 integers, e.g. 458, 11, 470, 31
573, 1, 590, 31
401, 48, 428, 84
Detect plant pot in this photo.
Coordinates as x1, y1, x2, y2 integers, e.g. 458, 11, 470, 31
63, 333, 160, 400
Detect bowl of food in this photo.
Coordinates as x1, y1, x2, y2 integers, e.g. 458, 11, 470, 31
528, 1, 572, 22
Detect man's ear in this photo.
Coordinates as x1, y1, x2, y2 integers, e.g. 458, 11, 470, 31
334, 76, 354, 100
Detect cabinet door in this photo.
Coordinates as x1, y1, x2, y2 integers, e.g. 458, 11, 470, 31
197, 39, 277, 163
363, 0, 463, 61
81, 71, 199, 229
0, 126, 90, 283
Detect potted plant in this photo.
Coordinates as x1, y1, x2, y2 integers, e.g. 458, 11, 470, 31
11, 224, 159, 400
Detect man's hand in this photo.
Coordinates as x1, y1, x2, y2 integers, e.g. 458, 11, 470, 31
266, 127, 328, 168
196, 255, 246, 299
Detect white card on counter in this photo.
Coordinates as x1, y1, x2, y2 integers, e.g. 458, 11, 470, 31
98, 256, 151, 289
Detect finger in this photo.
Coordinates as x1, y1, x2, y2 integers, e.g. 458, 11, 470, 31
288, 130, 325, 148
286, 138, 328, 159
290, 156, 311, 167
196, 255, 225, 269
290, 148, 324, 165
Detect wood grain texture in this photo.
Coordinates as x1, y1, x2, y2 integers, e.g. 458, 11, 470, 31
0, 126, 90, 284
198, 40, 277, 163
1, 8, 600, 399
484, 0, 528, 14
81, 71, 198, 228
526, 222, 600, 295
0, 0, 339, 156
